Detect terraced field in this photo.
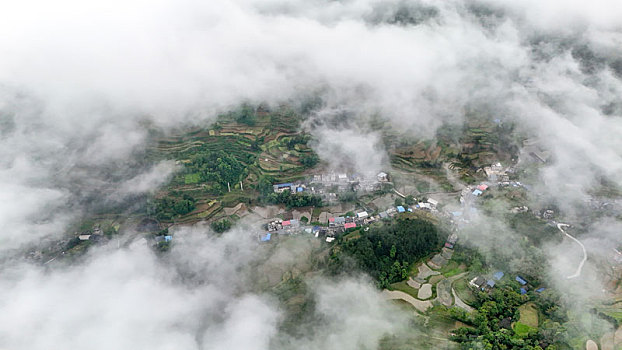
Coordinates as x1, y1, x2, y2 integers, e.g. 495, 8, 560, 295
148, 110, 317, 223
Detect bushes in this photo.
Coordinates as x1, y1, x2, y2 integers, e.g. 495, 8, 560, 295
266, 190, 322, 208
150, 194, 196, 220
299, 154, 319, 168
330, 217, 441, 288
211, 219, 232, 233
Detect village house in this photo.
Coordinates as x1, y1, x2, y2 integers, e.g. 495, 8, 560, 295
469, 276, 487, 290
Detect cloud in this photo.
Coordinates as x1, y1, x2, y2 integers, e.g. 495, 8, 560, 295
0, 226, 408, 350
310, 126, 389, 176
1, 0, 622, 346
113, 161, 179, 198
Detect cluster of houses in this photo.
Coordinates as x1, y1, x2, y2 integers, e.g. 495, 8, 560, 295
470, 271, 505, 292
77, 226, 104, 242
256, 197, 440, 243
272, 171, 391, 203
469, 272, 546, 295
264, 218, 301, 235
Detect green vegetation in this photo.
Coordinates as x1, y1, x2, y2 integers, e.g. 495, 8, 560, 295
149, 194, 196, 220
184, 173, 201, 184
211, 219, 232, 233
450, 287, 566, 349
518, 303, 539, 328
389, 280, 419, 299
514, 322, 538, 337
452, 278, 477, 306
186, 150, 247, 193
299, 153, 319, 168
146, 105, 322, 223
329, 217, 441, 288
266, 190, 322, 208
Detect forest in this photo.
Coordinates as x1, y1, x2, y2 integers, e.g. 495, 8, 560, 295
329, 217, 442, 288
185, 150, 248, 193
450, 287, 566, 349
265, 189, 323, 208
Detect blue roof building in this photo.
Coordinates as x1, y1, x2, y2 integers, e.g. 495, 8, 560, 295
260, 233, 271, 242
536, 287, 546, 293
164, 235, 172, 242
487, 280, 496, 288
407, 208, 413, 212
396, 206, 405, 213
276, 183, 292, 188
296, 187, 304, 192
516, 276, 528, 285
472, 189, 483, 196
520, 288, 527, 295
493, 271, 504, 280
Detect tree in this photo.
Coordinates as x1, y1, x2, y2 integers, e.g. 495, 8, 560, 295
299, 154, 319, 168
329, 217, 441, 285
405, 195, 415, 206
394, 198, 403, 207
211, 219, 232, 233
235, 104, 256, 125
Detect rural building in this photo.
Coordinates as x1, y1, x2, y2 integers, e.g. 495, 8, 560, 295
357, 211, 369, 219
78, 235, 91, 241
515, 276, 528, 285
396, 206, 405, 213
470, 276, 487, 290
377, 172, 389, 182
260, 233, 271, 242
273, 183, 293, 193
493, 271, 504, 280
344, 222, 356, 229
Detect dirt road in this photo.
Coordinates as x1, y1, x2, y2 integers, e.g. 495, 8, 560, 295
382, 290, 432, 313
557, 223, 587, 279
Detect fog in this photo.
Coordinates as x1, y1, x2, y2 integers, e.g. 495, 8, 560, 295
0, 226, 407, 350
1, 0, 622, 348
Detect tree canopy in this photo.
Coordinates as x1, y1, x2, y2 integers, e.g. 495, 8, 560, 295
330, 217, 441, 288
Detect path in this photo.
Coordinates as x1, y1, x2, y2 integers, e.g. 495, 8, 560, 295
452, 288, 475, 312
382, 290, 432, 313
393, 189, 406, 198
557, 223, 587, 279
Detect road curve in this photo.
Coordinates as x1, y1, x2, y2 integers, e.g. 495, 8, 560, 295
557, 223, 587, 279
382, 290, 432, 313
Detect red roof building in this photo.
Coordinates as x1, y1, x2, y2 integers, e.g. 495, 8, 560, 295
344, 222, 356, 229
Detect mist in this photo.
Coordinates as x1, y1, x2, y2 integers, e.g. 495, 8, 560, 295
1, 0, 622, 348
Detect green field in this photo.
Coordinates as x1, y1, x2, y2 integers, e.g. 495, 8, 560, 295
389, 280, 419, 299
184, 173, 201, 184
513, 322, 537, 337
452, 278, 477, 306
514, 302, 539, 336
517, 302, 539, 327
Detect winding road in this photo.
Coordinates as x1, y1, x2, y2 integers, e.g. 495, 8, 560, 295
557, 223, 587, 279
